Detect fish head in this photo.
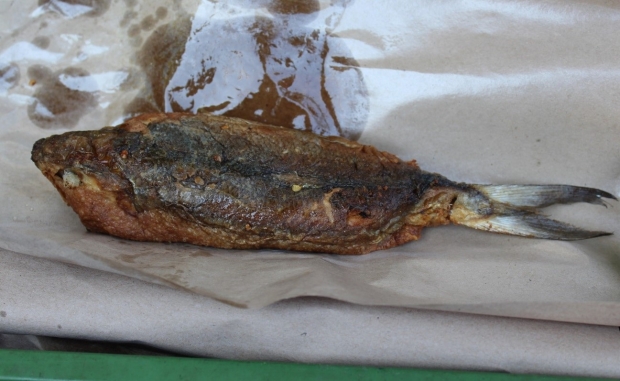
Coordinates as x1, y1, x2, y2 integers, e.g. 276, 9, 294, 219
31, 127, 129, 199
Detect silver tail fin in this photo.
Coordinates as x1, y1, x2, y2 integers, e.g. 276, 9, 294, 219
449, 184, 616, 240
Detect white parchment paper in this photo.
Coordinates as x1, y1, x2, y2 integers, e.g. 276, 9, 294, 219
2, 249, 620, 378
1, 0, 619, 324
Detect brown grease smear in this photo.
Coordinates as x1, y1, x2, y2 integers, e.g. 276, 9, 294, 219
27, 65, 97, 129
140, 15, 157, 31
124, 16, 193, 115
126, 0, 368, 140
119, 10, 138, 28
155, 7, 168, 20
127, 24, 141, 37
268, 0, 320, 15
32, 36, 51, 49
38, 0, 111, 17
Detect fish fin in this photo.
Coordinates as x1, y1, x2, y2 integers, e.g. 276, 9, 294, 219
475, 184, 617, 208
449, 184, 616, 240
454, 211, 612, 240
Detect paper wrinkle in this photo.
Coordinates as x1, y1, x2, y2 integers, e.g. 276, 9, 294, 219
1, 0, 620, 324
4, 249, 620, 377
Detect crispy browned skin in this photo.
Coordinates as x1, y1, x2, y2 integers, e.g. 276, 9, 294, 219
31, 112, 465, 254
31, 112, 614, 254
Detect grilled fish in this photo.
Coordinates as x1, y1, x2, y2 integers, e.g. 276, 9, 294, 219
31, 112, 616, 254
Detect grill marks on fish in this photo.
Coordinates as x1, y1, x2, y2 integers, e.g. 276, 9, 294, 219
31, 112, 616, 254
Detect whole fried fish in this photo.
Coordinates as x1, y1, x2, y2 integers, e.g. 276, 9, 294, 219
31, 112, 616, 254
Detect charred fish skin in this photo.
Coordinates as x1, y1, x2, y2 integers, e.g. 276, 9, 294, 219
32, 113, 447, 254
32, 113, 616, 254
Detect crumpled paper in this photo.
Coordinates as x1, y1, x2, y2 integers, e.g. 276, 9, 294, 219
1, 0, 619, 324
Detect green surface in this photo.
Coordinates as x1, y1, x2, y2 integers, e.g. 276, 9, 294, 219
0, 349, 609, 381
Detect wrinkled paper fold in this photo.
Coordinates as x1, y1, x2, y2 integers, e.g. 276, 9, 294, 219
1, 0, 619, 325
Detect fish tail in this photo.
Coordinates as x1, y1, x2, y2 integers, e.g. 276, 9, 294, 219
448, 184, 616, 240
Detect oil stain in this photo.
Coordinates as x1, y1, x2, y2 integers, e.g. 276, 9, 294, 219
155, 7, 168, 20
127, 24, 142, 38
125, 16, 193, 114
140, 15, 157, 31
38, 0, 111, 18
0, 311, 6, 318
0, 63, 20, 93
27, 65, 97, 129
126, 0, 368, 140
32, 36, 51, 49
119, 10, 138, 28
120, 5, 173, 47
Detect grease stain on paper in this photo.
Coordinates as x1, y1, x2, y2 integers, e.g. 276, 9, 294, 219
27, 65, 97, 129
32, 36, 51, 49
125, 0, 368, 139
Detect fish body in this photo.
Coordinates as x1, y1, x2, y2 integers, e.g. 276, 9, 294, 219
31, 113, 615, 254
